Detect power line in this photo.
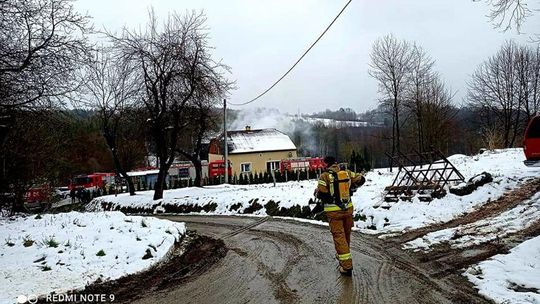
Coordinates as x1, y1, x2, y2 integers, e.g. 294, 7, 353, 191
229, 0, 353, 106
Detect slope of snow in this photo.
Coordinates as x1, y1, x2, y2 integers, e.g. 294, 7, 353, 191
90, 149, 539, 235
355, 149, 540, 233
403, 192, 540, 251
90, 180, 316, 214
0, 212, 185, 303
464, 236, 540, 304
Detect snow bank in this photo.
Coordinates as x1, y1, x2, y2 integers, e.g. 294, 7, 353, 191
90, 149, 539, 234
403, 192, 540, 251
89, 180, 316, 215
464, 236, 540, 304
0, 212, 185, 303
355, 149, 540, 233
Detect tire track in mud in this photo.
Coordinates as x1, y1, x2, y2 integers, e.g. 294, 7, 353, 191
243, 229, 305, 303
220, 216, 269, 239
132, 216, 491, 304
389, 177, 540, 244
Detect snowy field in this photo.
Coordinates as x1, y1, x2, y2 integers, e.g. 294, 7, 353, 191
0, 212, 185, 303
464, 236, 540, 304
91, 149, 540, 235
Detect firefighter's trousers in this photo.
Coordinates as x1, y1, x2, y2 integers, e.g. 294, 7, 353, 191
326, 206, 354, 270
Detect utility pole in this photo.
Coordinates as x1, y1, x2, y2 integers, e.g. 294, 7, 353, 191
224, 99, 229, 184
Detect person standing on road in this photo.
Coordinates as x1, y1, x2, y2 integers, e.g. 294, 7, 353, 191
69, 188, 76, 204
315, 156, 365, 276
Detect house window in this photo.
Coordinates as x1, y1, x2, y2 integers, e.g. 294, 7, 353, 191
266, 161, 280, 172
240, 163, 252, 173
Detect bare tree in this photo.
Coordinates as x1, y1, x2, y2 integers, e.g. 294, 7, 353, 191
369, 34, 415, 154
0, 0, 91, 116
0, 0, 91, 210
475, 0, 533, 33
80, 49, 140, 195
176, 103, 220, 187
109, 10, 230, 200
403, 45, 435, 152
524, 44, 540, 119
468, 40, 534, 148
419, 76, 456, 153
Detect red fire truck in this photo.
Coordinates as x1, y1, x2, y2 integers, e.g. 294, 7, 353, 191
524, 115, 540, 167
208, 160, 232, 178
280, 157, 325, 173
69, 172, 115, 190
24, 185, 51, 210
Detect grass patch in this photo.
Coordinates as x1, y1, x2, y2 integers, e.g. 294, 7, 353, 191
41, 265, 52, 271
229, 203, 243, 212
23, 236, 34, 247
43, 236, 59, 248
353, 213, 367, 221
96, 249, 106, 257
5, 238, 15, 247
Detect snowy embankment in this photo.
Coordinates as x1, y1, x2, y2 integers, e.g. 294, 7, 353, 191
0, 212, 185, 303
403, 191, 540, 251
356, 148, 539, 233
464, 236, 540, 304
88, 181, 316, 215
90, 149, 539, 235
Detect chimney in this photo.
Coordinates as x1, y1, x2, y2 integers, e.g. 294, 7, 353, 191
245, 125, 251, 131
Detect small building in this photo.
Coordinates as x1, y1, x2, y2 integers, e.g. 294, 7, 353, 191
208, 127, 298, 176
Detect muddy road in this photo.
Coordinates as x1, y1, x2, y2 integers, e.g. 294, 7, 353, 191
131, 215, 489, 304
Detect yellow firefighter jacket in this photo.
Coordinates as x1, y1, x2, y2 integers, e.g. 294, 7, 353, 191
316, 164, 365, 212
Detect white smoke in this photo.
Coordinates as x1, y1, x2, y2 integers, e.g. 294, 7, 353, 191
229, 107, 318, 156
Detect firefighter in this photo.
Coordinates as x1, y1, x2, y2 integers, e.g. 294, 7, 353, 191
315, 156, 365, 276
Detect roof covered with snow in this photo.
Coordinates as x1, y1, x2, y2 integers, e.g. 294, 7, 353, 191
227, 128, 296, 154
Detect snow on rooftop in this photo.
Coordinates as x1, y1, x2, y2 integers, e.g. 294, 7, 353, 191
228, 128, 296, 154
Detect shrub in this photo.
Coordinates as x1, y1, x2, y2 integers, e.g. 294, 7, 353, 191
264, 200, 280, 216
96, 250, 106, 257
23, 236, 34, 247
43, 237, 59, 248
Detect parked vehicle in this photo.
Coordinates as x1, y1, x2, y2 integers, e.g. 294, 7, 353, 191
523, 115, 540, 167
280, 157, 325, 173
54, 186, 70, 199
69, 173, 115, 190
24, 185, 51, 211
208, 160, 232, 178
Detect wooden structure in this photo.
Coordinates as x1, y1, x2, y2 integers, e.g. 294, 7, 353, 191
384, 148, 465, 202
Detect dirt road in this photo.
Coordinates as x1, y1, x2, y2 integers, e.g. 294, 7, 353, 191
133, 215, 489, 304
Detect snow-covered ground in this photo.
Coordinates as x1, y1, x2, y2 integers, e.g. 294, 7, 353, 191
91, 149, 540, 235
0, 212, 185, 303
89, 180, 316, 214
355, 149, 539, 232
403, 191, 540, 251
464, 236, 540, 304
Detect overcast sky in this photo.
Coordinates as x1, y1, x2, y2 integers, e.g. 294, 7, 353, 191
75, 0, 540, 114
